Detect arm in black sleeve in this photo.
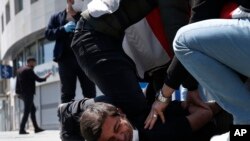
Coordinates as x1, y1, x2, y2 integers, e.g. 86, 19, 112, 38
182, 75, 199, 91
190, 0, 226, 23
59, 96, 114, 126
45, 14, 67, 41
157, 0, 197, 91
29, 70, 46, 82
164, 56, 198, 91
162, 0, 227, 91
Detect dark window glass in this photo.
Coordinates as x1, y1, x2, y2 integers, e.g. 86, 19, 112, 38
16, 53, 25, 68
5, 2, 10, 24
15, 0, 23, 14
25, 43, 37, 60
31, 0, 38, 4
38, 39, 54, 64
1, 14, 4, 32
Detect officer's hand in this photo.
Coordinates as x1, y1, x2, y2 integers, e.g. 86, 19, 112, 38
64, 21, 76, 32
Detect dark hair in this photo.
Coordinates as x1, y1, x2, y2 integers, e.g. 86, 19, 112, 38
80, 102, 120, 141
26, 56, 36, 63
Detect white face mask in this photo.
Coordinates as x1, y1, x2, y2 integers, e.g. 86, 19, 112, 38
72, 0, 84, 11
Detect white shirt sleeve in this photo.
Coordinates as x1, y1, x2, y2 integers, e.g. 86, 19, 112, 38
87, 0, 121, 17
231, 7, 250, 19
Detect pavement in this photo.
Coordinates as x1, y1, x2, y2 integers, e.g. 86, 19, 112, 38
0, 130, 61, 141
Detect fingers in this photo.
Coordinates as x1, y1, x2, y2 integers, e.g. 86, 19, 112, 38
144, 111, 158, 130
144, 101, 169, 130
148, 114, 158, 129
158, 111, 165, 124
144, 111, 153, 129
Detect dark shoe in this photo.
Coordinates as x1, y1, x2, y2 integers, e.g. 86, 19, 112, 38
34, 128, 45, 133
19, 130, 29, 135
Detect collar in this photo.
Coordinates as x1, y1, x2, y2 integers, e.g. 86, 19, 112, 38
132, 130, 139, 141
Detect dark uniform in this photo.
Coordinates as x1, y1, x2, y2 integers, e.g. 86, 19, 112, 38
45, 10, 96, 103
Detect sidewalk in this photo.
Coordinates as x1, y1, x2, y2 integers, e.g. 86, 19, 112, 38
0, 130, 61, 141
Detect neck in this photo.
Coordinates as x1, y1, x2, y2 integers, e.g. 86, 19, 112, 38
66, 4, 77, 16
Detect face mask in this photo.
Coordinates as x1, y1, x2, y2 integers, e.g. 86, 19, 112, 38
72, 0, 84, 11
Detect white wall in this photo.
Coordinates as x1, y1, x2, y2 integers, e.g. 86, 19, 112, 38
0, 0, 87, 60
0, 0, 87, 130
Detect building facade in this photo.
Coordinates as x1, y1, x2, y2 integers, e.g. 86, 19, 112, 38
0, 0, 92, 131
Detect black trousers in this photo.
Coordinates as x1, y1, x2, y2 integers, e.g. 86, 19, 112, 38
20, 95, 39, 131
58, 57, 96, 103
71, 20, 148, 118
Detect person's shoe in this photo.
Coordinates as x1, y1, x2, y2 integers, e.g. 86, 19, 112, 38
34, 128, 45, 133
19, 130, 29, 135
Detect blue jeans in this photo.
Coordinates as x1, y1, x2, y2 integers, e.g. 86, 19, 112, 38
174, 18, 250, 124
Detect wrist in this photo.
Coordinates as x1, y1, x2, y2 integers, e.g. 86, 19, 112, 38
162, 84, 174, 98
156, 90, 171, 104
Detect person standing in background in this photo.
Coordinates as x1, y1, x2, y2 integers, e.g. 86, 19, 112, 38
45, 0, 96, 103
16, 57, 51, 134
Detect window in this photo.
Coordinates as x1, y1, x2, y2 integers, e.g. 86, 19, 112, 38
31, 0, 38, 4
16, 53, 25, 68
5, 2, 10, 24
25, 43, 36, 60
13, 52, 24, 76
13, 43, 37, 76
38, 39, 54, 64
15, 0, 23, 14
1, 14, 4, 32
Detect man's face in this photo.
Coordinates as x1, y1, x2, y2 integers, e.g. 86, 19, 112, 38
98, 115, 133, 141
67, 0, 75, 4
28, 61, 36, 68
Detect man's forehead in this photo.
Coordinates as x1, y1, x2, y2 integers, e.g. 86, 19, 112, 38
98, 116, 120, 141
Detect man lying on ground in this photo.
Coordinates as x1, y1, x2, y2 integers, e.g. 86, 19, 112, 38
58, 94, 228, 141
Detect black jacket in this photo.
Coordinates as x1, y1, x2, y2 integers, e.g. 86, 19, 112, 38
16, 66, 46, 95
238, 0, 250, 10
45, 10, 81, 62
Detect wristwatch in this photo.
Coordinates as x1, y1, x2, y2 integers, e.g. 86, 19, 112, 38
156, 90, 171, 104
